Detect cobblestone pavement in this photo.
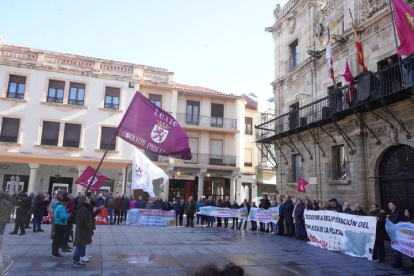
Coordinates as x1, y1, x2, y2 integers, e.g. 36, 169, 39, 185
1, 222, 413, 276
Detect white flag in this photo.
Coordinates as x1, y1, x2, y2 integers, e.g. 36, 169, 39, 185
132, 147, 168, 197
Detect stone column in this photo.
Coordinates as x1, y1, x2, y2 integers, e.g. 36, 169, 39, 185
74, 166, 87, 195
230, 178, 237, 202
197, 176, 204, 201
28, 163, 40, 193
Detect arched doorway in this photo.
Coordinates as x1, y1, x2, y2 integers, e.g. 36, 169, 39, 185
379, 145, 414, 211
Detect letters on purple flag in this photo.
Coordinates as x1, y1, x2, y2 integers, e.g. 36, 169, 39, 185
117, 92, 192, 160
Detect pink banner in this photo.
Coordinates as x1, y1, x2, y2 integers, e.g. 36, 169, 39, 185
75, 166, 109, 191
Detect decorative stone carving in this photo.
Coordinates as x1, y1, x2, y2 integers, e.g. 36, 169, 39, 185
314, 23, 324, 38
290, 19, 297, 33
361, 0, 388, 22
389, 125, 399, 145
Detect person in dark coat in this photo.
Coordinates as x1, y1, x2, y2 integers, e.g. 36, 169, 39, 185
134, 196, 146, 209
353, 203, 367, 216
231, 201, 239, 229
222, 197, 232, 228
25, 192, 35, 228
184, 196, 197, 227
163, 199, 172, 211
388, 201, 404, 268
10, 193, 30, 235
33, 191, 48, 232
154, 196, 165, 210
72, 196, 92, 268
329, 198, 343, 212
284, 196, 294, 237
260, 195, 271, 232
238, 199, 250, 230
95, 194, 105, 208
343, 202, 353, 214
205, 196, 216, 227
368, 203, 387, 262
172, 198, 184, 226
120, 195, 131, 223
216, 199, 223, 227
114, 196, 121, 225
104, 193, 116, 225
293, 198, 305, 240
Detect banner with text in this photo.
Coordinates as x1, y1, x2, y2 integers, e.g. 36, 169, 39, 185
93, 207, 108, 225
385, 219, 414, 258
197, 207, 249, 220
126, 209, 176, 226
304, 210, 377, 260
248, 207, 280, 223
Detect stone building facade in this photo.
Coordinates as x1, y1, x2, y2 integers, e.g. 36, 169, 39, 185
257, 0, 414, 210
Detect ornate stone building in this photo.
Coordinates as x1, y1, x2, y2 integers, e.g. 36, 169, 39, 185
257, 0, 414, 210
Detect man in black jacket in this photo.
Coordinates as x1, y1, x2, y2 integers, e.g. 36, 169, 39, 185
284, 196, 294, 237
368, 203, 387, 262
329, 198, 343, 212
388, 201, 404, 268
154, 196, 165, 210
222, 197, 232, 228
134, 196, 146, 209
163, 199, 172, 211
172, 199, 184, 226
353, 203, 367, 216
184, 196, 196, 227
205, 196, 216, 227
10, 193, 31, 236
343, 202, 353, 214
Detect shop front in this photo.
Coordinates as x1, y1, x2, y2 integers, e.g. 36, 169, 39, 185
168, 175, 197, 201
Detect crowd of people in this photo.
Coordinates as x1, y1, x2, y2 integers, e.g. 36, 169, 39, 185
1, 189, 414, 270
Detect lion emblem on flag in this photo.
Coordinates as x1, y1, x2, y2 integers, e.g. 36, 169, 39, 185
151, 121, 170, 143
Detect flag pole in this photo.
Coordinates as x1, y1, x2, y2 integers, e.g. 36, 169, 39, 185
84, 129, 119, 194
388, 0, 404, 82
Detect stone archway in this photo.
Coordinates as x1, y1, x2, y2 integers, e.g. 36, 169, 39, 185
378, 145, 414, 210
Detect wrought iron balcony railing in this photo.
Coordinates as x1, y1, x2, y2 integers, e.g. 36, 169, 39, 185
256, 55, 414, 143
176, 113, 237, 130
173, 153, 237, 167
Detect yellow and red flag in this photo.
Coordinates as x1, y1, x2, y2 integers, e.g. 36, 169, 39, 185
349, 9, 367, 72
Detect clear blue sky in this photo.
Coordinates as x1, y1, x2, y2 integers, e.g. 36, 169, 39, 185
1, 0, 288, 99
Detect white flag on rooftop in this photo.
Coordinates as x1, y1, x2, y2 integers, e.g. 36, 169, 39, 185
132, 147, 168, 197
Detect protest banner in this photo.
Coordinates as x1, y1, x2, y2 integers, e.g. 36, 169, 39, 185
126, 209, 176, 226
304, 210, 377, 260
42, 205, 52, 223
197, 206, 248, 220
385, 219, 414, 258
248, 207, 279, 223
94, 207, 108, 225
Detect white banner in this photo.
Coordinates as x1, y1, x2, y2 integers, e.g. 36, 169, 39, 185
304, 210, 377, 260
126, 208, 176, 226
248, 207, 279, 223
385, 219, 414, 258
197, 207, 248, 220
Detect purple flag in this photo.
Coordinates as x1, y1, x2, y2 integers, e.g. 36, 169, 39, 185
117, 92, 192, 160
75, 166, 110, 191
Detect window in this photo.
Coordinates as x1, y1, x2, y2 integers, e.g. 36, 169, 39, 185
100, 127, 117, 150
211, 103, 224, 128
333, 145, 347, 180
288, 102, 299, 130
187, 138, 199, 164
0, 118, 20, 143
47, 80, 65, 103
293, 154, 301, 183
7, 75, 26, 99
209, 139, 223, 165
145, 151, 158, 161
41, 121, 60, 146
186, 101, 200, 125
245, 117, 253, 135
62, 123, 81, 147
149, 94, 162, 107
244, 148, 252, 167
290, 40, 299, 70
68, 82, 85, 105
104, 87, 120, 109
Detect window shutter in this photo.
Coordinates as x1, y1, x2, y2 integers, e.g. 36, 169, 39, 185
69, 82, 85, 89
49, 80, 65, 89
63, 123, 81, 147
0, 118, 20, 142
9, 75, 26, 84
41, 121, 60, 146
105, 87, 120, 97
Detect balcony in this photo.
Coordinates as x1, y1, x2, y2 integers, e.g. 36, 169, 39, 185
173, 153, 237, 167
176, 113, 237, 130
256, 55, 414, 144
